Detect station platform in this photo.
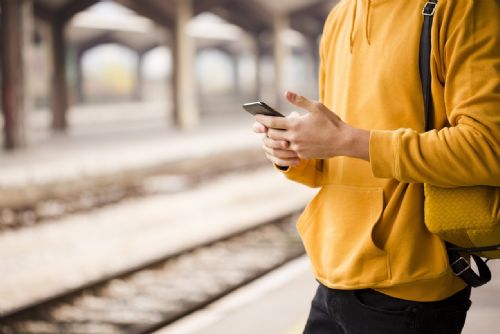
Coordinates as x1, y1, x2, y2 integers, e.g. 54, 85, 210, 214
153, 256, 317, 334
0, 105, 257, 189
155, 257, 500, 334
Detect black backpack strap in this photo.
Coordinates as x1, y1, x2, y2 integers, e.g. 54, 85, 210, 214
448, 244, 500, 253
447, 245, 492, 288
419, 0, 438, 132
418, 0, 492, 287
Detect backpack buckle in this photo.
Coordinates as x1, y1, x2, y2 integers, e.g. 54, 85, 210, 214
451, 257, 471, 277
422, 1, 438, 16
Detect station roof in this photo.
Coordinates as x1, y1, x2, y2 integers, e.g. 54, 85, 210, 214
33, 0, 336, 56
34, 0, 336, 35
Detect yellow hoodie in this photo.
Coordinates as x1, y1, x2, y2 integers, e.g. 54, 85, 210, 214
280, 0, 500, 301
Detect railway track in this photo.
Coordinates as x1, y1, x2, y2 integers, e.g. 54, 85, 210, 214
0, 212, 305, 334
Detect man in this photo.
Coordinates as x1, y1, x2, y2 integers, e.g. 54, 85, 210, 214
253, 0, 499, 333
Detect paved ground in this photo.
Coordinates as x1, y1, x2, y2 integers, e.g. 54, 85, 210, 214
153, 256, 317, 334
156, 258, 500, 334
463, 260, 500, 334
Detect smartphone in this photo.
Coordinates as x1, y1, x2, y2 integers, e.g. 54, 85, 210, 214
242, 102, 285, 117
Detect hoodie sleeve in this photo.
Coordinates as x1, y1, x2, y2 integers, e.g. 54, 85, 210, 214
370, 0, 500, 187
274, 159, 323, 188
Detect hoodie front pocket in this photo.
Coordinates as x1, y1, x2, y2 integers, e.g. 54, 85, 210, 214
297, 184, 389, 287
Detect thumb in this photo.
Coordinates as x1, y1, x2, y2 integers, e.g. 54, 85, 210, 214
285, 91, 319, 113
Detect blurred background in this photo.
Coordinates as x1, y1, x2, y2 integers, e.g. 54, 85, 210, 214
0, 0, 327, 147
0, 1, 498, 334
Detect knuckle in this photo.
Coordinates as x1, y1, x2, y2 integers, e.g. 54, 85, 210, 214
288, 133, 299, 143
288, 118, 299, 130
296, 151, 305, 159
294, 144, 304, 154
253, 122, 263, 132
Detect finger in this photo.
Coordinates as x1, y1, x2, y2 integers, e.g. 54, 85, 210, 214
255, 114, 289, 130
252, 121, 267, 133
288, 111, 300, 118
267, 128, 290, 141
285, 91, 322, 113
265, 153, 300, 167
263, 136, 289, 149
262, 145, 299, 159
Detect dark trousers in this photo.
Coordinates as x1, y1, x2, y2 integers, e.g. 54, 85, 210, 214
303, 283, 471, 334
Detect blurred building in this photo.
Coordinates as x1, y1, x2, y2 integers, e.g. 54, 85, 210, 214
0, 0, 336, 151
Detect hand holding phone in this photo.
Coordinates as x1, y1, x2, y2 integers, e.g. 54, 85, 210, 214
242, 102, 284, 117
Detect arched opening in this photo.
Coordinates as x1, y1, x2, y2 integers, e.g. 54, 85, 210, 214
81, 43, 139, 104
196, 48, 238, 115
142, 46, 172, 102
196, 49, 234, 96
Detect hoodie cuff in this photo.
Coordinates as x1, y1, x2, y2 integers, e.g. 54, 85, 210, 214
369, 130, 399, 179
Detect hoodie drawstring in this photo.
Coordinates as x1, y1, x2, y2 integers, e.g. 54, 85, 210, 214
365, 0, 371, 45
349, 0, 358, 53
350, 0, 372, 53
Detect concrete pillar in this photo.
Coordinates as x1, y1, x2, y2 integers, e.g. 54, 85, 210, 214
171, 0, 198, 130
273, 13, 289, 110
50, 19, 68, 132
1, 0, 33, 149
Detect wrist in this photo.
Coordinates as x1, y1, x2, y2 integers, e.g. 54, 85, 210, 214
345, 127, 371, 161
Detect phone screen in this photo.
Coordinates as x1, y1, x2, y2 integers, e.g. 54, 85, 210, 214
242, 102, 285, 117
